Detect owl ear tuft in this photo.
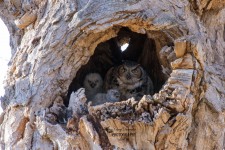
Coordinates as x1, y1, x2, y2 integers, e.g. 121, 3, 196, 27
134, 64, 141, 69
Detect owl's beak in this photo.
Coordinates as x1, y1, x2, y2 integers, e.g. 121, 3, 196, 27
126, 73, 132, 80
90, 83, 96, 88
114, 93, 120, 98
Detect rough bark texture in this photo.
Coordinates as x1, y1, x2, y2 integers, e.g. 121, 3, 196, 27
0, 0, 225, 149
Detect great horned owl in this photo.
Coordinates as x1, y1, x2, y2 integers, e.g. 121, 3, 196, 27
90, 89, 120, 106
104, 61, 154, 100
83, 73, 103, 101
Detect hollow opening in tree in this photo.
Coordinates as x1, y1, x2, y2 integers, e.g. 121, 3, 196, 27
66, 27, 172, 106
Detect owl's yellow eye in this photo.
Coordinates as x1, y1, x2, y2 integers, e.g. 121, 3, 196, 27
132, 69, 137, 73
119, 66, 127, 73
131, 67, 142, 78
132, 67, 139, 74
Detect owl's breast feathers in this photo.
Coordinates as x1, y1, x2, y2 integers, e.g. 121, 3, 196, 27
103, 67, 118, 90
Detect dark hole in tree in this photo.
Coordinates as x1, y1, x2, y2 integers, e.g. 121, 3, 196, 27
65, 27, 168, 106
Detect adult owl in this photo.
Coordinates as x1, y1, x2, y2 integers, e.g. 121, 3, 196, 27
104, 61, 154, 100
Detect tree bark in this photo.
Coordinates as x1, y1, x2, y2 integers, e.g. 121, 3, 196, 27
0, 0, 224, 149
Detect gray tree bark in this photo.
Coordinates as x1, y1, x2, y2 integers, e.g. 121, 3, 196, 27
0, 0, 224, 149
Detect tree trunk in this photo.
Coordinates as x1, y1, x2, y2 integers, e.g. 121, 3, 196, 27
0, 0, 225, 149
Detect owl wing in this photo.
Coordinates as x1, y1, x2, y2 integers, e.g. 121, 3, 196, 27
146, 75, 154, 95
103, 67, 119, 92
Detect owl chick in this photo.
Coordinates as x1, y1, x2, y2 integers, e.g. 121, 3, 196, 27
104, 61, 154, 100
83, 73, 103, 101
90, 89, 120, 106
